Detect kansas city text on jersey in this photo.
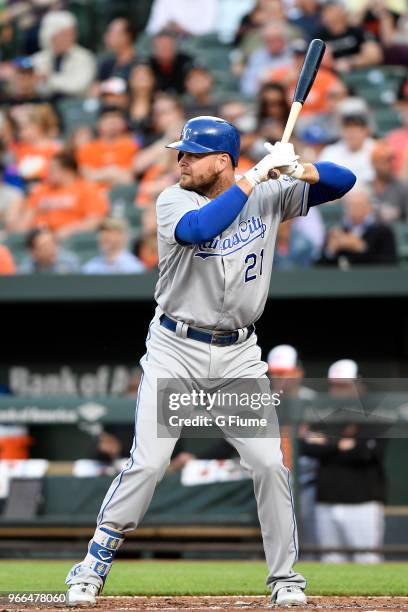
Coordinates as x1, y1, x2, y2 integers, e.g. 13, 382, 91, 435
195, 215, 267, 259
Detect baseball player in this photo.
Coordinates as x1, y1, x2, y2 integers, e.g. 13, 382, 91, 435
65, 116, 356, 607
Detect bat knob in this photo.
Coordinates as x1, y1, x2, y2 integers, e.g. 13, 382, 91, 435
268, 169, 280, 180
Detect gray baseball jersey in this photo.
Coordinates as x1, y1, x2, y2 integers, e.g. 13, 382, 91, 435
65, 176, 309, 599
155, 177, 310, 329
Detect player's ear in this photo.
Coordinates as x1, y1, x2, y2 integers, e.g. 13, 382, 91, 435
215, 153, 230, 172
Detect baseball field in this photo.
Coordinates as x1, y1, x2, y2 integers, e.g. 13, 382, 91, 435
1, 560, 407, 611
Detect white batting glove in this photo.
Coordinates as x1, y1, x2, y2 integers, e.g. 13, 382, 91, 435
265, 142, 305, 179
243, 144, 280, 186
244, 142, 304, 186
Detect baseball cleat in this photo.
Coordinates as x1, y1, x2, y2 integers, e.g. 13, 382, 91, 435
273, 586, 307, 607
66, 583, 99, 607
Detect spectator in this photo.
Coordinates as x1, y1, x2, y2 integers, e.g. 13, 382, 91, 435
0, 162, 24, 236
300, 359, 386, 563
267, 344, 315, 398
148, 30, 194, 95
297, 78, 350, 147
83, 217, 145, 275
146, 0, 218, 36
134, 232, 158, 271
94, 18, 138, 92
320, 186, 397, 266
293, 206, 325, 262
10, 104, 61, 182
99, 78, 129, 112
68, 125, 94, 155
134, 202, 159, 270
236, 0, 288, 45
19, 151, 109, 241
136, 149, 180, 208
319, 98, 375, 184
0, 244, 16, 275
216, 0, 255, 44
288, 0, 323, 41
133, 93, 185, 176
388, 78, 408, 177
19, 227, 80, 274
31, 11, 96, 98
1, 57, 45, 105
234, 0, 299, 69
316, 0, 383, 73
216, 100, 255, 175
355, 0, 408, 66
268, 40, 343, 117
77, 107, 139, 189
274, 219, 315, 269
247, 83, 290, 153
128, 63, 156, 137
240, 22, 293, 97
369, 140, 408, 222
257, 82, 289, 130
183, 65, 220, 120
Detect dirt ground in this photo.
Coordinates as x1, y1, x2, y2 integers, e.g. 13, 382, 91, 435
2, 595, 408, 612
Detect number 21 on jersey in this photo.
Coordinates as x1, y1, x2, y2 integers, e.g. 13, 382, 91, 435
244, 249, 264, 283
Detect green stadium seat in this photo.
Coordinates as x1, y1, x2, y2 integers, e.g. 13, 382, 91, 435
319, 202, 343, 228
374, 107, 402, 137
62, 232, 99, 264
108, 184, 143, 231
3, 233, 27, 266
392, 222, 408, 263
57, 98, 99, 138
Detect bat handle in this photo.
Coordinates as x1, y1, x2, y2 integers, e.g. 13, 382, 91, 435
280, 101, 303, 144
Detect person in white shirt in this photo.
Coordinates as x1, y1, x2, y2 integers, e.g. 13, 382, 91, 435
319, 98, 375, 184
83, 217, 145, 275
31, 11, 96, 98
240, 22, 293, 98
146, 0, 218, 36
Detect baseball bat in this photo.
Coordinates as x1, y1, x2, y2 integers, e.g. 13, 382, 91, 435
268, 39, 326, 178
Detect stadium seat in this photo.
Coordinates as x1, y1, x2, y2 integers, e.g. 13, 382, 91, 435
3, 233, 27, 266
108, 184, 142, 229
374, 107, 402, 137
319, 202, 343, 228
62, 232, 99, 264
392, 222, 408, 263
57, 98, 99, 138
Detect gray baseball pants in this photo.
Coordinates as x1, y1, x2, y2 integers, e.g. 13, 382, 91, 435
66, 308, 306, 597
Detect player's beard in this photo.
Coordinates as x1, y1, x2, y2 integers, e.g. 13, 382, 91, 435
180, 166, 226, 197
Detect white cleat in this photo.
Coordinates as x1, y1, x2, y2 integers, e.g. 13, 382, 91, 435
66, 583, 99, 607
273, 586, 307, 607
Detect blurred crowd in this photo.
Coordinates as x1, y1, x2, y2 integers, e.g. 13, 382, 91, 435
0, 0, 408, 275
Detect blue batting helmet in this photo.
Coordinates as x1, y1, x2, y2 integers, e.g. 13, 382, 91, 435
166, 116, 241, 167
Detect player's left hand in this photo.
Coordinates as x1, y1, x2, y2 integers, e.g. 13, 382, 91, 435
264, 142, 304, 179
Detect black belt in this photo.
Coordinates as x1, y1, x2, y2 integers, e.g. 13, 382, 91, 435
159, 314, 255, 346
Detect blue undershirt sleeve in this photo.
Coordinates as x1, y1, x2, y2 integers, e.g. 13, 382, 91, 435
308, 162, 356, 208
175, 184, 249, 245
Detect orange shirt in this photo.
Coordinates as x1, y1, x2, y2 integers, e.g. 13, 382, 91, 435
78, 136, 139, 171
236, 155, 253, 175
136, 164, 166, 207
12, 140, 61, 180
268, 66, 341, 116
387, 129, 408, 175
27, 178, 109, 231
0, 245, 16, 275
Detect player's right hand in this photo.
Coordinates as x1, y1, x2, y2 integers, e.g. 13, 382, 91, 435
243, 142, 302, 186
264, 142, 305, 179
